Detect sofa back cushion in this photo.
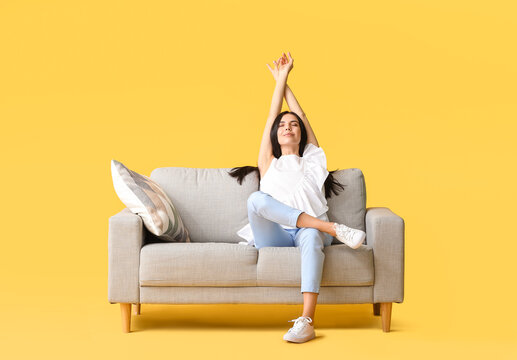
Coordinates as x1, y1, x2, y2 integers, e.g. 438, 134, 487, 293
150, 167, 366, 244
150, 167, 259, 243
326, 168, 367, 244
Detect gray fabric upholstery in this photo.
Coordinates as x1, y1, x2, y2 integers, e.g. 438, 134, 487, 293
140, 242, 258, 286
326, 168, 367, 244
256, 245, 374, 286
138, 243, 374, 287
366, 207, 405, 303
107, 167, 405, 306
140, 286, 374, 304
149, 167, 259, 243
108, 207, 145, 303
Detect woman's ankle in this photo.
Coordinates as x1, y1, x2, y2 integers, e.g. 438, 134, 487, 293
324, 221, 337, 236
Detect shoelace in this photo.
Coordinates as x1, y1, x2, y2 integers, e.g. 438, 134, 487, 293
334, 223, 354, 242
287, 316, 312, 333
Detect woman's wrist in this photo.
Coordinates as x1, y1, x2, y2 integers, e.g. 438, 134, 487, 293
277, 72, 289, 81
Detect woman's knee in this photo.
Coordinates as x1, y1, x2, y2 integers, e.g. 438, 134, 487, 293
247, 190, 267, 211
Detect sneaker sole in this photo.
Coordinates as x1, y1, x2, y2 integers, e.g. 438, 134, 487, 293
283, 331, 316, 343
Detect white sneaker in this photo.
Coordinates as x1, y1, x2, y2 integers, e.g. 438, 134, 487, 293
333, 222, 366, 249
283, 316, 315, 343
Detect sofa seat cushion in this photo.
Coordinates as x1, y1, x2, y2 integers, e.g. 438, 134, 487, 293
257, 244, 374, 287
139, 243, 258, 286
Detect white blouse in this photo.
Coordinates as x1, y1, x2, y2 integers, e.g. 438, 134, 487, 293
237, 143, 330, 246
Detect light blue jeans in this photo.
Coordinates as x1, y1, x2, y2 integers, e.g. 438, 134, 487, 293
247, 190, 333, 294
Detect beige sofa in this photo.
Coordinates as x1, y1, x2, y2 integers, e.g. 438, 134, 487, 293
108, 167, 405, 333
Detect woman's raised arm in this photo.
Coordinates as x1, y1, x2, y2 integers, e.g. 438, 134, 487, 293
268, 71, 288, 119
268, 52, 320, 148
257, 61, 290, 176
284, 83, 319, 148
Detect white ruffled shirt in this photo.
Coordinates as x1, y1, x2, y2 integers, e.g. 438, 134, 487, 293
237, 143, 330, 246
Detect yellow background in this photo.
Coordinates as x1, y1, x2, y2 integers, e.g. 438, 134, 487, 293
1, 0, 516, 358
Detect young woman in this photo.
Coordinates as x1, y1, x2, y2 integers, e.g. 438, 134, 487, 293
228, 52, 366, 343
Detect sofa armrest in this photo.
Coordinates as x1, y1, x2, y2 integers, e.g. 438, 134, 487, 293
365, 207, 405, 303
108, 207, 145, 304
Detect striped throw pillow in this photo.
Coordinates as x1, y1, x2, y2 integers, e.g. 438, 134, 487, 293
110, 159, 191, 242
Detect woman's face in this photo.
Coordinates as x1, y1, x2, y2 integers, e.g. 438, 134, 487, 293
277, 114, 301, 148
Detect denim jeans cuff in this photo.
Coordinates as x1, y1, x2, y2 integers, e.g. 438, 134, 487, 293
301, 288, 320, 294
289, 209, 304, 228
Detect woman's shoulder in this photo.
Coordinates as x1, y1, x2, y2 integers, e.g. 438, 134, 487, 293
259, 155, 276, 179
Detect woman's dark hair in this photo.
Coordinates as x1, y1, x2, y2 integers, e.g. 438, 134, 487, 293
227, 111, 346, 199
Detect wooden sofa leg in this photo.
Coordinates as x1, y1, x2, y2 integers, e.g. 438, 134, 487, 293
120, 303, 131, 333
373, 303, 380, 316
133, 303, 141, 315
380, 302, 392, 332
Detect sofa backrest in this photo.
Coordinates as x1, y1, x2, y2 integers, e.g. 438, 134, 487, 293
150, 167, 366, 244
